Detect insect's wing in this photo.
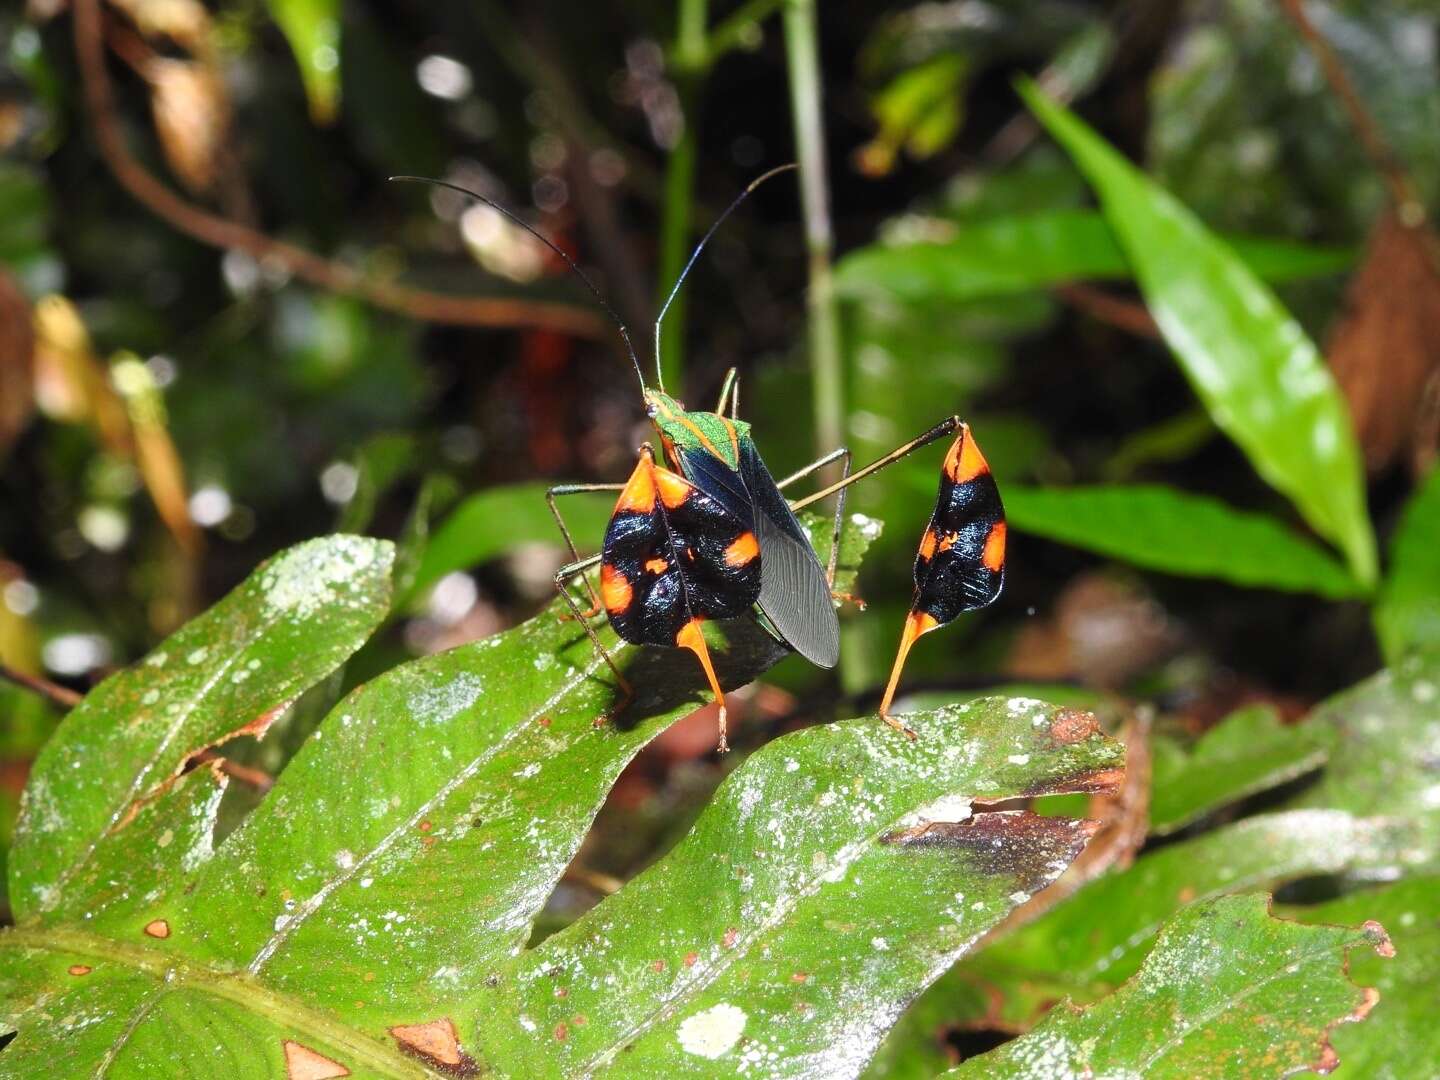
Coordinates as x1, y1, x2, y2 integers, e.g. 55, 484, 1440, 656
601, 453, 762, 648
912, 423, 1006, 626
736, 440, 841, 669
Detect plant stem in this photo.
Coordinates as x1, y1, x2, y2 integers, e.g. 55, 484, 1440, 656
782, 0, 844, 470
656, 0, 710, 393
783, 0, 865, 693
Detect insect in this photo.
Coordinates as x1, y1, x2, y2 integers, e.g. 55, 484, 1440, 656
876, 423, 1006, 736
393, 170, 1006, 750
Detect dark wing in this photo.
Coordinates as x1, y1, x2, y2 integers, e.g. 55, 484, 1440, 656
912, 425, 1005, 625
678, 446, 754, 528
737, 440, 840, 668
602, 454, 762, 648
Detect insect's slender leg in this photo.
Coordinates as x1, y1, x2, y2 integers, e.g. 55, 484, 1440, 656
715, 367, 739, 416
676, 619, 731, 753
553, 556, 633, 720
774, 448, 860, 601
788, 416, 963, 512
547, 483, 623, 618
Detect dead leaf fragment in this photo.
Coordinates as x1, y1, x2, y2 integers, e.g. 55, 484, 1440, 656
1327, 212, 1440, 474
0, 270, 35, 458
388, 1018, 479, 1074
282, 1040, 350, 1080
144, 57, 230, 194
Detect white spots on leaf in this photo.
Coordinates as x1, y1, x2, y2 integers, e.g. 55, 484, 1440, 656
145, 651, 169, 668
677, 1003, 747, 1059
518, 1015, 537, 1033
515, 762, 541, 779
909, 794, 971, 824
335, 849, 356, 870
1009, 890, 1030, 905
186, 646, 209, 665
359, 876, 374, 888
141, 689, 160, 706
1007, 753, 1030, 765
870, 936, 889, 951
1413, 680, 1436, 704
407, 672, 486, 724
258, 534, 382, 618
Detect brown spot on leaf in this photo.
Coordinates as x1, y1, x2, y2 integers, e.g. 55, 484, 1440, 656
650, 959, 665, 973
1363, 920, 1395, 958
1049, 708, 1098, 744
143, 919, 170, 939
790, 971, 808, 983
388, 1018, 478, 1075
282, 1040, 350, 1080
722, 927, 739, 948
67, 964, 92, 976
683, 952, 698, 967
538, 716, 552, 728
419, 820, 432, 833
555, 987, 568, 999
1178, 886, 1197, 904
884, 811, 1099, 889
553, 1021, 569, 1042
572, 1014, 588, 1027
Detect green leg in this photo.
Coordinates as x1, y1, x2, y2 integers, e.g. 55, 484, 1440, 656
547, 483, 623, 617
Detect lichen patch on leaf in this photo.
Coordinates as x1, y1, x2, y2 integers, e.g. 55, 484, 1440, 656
676, 1002, 747, 1059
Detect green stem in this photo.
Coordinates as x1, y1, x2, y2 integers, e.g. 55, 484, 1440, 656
781, 0, 844, 467
655, 0, 710, 394
708, 0, 785, 63
782, 0, 863, 693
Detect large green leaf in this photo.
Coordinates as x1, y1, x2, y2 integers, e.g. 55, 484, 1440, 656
8, 536, 394, 925
870, 652, 1440, 1074
1019, 79, 1377, 586
402, 482, 615, 609
0, 519, 1130, 1077
1374, 468, 1440, 663
1149, 704, 1331, 835
265, 0, 342, 124
1003, 484, 1365, 598
1288, 878, 1440, 1079
473, 699, 1122, 1078
835, 210, 1352, 303
1285, 654, 1440, 869
945, 894, 1388, 1078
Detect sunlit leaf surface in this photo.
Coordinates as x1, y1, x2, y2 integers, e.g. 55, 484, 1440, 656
1004, 484, 1364, 598
945, 894, 1387, 1079
1020, 79, 1377, 586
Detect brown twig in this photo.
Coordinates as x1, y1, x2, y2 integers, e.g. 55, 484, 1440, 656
0, 664, 83, 709
71, 0, 606, 338
1277, 0, 1425, 225
1055, 282, 1160, 338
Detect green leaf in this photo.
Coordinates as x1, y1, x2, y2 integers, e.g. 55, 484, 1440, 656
335, 432, 417, 534
1285, 654, 1440, 869
945, 894, 1388, 1079
3, 518, 930, 1077
402, 482, 614, 608
1374, 468, 1440, 663
1018, 78, 1377, 586
1004, 484, 1365, 598
472, 696, 1122, 1076
1149, 705, 1331, 835
8, 536, 394, 925
835, 210, 1352, 303
1286, 878, 1440, 1079
265, 0, 342, 124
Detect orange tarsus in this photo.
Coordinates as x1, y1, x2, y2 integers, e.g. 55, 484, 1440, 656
878, 610, 939, 738
675, 618, 729, 752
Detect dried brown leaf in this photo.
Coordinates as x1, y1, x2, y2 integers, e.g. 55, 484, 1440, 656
144, 57, 230, 194
1327, 212, 1440, 474
0, 270, 35, 458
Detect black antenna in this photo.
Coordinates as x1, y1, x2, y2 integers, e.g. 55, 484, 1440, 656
653, 162, 798, 392
389, 175, 646, 394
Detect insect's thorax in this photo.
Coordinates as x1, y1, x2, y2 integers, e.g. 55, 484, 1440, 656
645, 391, 752, 473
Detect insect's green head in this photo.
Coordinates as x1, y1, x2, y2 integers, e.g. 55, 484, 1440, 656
644, 389, 749, 470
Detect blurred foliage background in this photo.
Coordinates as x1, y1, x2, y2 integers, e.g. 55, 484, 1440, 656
0, 0, 1437, 931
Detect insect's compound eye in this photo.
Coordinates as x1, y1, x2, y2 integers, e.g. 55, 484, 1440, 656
645, 401, 659, 418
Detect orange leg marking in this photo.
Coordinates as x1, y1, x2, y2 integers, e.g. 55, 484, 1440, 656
878, 610, 939, 737
943, 423, 991, 484
982, 520, 1007, 573
675, 618, 730, 752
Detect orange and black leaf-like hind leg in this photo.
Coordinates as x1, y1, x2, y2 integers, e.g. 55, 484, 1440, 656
879, 423, 1006, 734
600, 445, 762, 751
